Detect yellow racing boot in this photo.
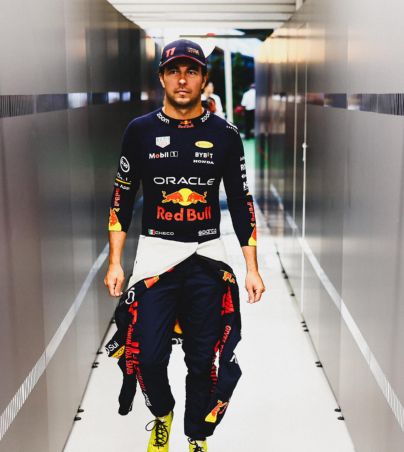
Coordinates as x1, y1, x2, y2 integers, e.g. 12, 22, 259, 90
145, 410, 173, 451
188, 438, 208, 452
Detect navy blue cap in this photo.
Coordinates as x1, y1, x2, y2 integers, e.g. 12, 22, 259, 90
159, 39, 207, 68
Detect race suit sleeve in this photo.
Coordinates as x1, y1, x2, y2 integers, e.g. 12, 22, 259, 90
108, 121, 142, 233
222, 129, 257, 247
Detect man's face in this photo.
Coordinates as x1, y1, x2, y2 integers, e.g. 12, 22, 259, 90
159, 58, 207, 109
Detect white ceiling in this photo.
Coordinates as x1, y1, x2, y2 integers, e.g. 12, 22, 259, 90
108, 0, 296, 30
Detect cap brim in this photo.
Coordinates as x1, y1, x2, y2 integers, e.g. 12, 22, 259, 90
160, 55, 206, 67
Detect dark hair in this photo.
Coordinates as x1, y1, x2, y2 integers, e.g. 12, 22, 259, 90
158, 61, 207, 77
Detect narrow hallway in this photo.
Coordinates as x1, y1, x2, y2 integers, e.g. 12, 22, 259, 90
64, 140, 355, 452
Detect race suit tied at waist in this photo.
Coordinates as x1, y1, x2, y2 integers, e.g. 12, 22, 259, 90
105, 253, 242, 427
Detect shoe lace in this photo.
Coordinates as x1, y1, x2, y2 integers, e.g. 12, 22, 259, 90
188, 438, 205, 452
145, 417, 169, 447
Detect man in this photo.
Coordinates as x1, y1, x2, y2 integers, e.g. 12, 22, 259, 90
201, 81, 225, 118
240, 83, 256, 139
104, 39, 265, 452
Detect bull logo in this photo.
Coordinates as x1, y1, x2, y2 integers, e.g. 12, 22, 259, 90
248, 225, 257, 246
109, 208, 122, 231
161, 188, 207, 206
205, 400, 229, 423
178, 119, 194, 128
222, 271, 235, 284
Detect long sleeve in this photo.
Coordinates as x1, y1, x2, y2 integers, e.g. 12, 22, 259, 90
222, 129, 257, 247
108, 121, 142, 233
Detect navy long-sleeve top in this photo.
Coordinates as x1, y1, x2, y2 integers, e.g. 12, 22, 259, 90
108, 107, 257, 247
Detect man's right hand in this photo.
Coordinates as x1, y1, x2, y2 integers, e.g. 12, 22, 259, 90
104, 263, 125, 297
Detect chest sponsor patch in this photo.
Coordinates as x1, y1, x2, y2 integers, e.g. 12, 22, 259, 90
198, 228, 217, 236
195, 141, 213, 149
156, 136, 170, 148
120, 156, 130, 173
149, 151, 178, 159
193, 150, 214, 165
153, 176, 215, 186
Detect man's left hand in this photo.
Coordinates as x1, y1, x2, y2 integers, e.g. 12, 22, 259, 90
245, 270, 266, 303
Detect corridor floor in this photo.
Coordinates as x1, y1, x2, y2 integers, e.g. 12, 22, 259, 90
64, 139, 356, 452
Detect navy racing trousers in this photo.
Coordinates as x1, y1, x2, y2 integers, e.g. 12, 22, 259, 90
106, 253, 242, 440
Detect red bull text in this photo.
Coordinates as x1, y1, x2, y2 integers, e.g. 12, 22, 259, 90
157, 205, 212, 221
158, 188, 211, 222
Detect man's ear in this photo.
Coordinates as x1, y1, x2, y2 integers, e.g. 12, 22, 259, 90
201, 74, 208, 91
159, 72, 165, 89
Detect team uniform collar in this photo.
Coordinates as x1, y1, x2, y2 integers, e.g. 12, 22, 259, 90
156, 107, 212, 129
